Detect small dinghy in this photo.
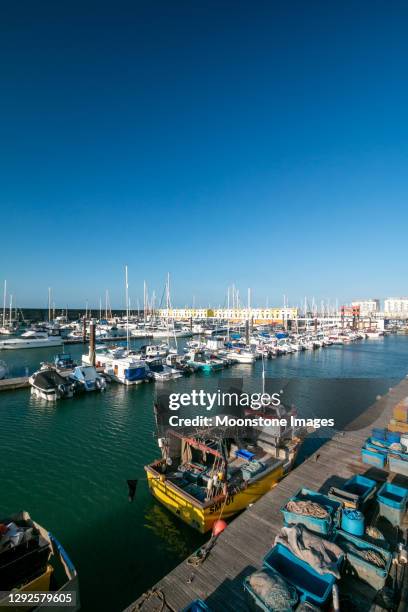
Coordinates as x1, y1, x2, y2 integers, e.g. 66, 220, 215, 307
29, 367, 75, 401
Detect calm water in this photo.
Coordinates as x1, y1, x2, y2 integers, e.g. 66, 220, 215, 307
1, 336, 408, 611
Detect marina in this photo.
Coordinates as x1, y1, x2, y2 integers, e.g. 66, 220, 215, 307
1, 333, 408, 610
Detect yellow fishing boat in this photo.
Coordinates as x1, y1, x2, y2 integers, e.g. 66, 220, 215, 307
0, 511, 79, 611
146, 422, 304, 533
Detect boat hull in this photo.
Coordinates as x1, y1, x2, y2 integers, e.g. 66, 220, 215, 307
0, 338, 63, 350
146, 461, 284, 533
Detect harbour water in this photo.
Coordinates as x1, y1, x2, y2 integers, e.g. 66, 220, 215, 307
1, 336, 408, 611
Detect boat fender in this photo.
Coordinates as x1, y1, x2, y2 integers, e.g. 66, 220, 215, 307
58, 384, 66, 397
95, 377, 102, 390
212, 519, 227, 537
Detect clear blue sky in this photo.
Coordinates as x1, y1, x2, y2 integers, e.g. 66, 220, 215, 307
1, 1, 408, 309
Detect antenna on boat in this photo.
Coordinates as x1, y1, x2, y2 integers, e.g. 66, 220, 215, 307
2, 280, 6, 328
125, 265, 130, 353
261, 352, 266, 395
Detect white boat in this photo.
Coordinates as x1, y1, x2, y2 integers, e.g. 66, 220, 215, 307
0, 331, 63, 350
0, 326, 13, 335
29, 367, 75, 401
225, 349, 256, 364
105, 356, 152, 385
146, 358, 182, 380
69, 365, 106, 392
365, 330, 383, 338
0, 360, 8, 379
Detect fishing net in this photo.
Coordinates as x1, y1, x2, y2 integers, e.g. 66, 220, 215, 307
286, 500, 329, 519
248, 569, 298, 611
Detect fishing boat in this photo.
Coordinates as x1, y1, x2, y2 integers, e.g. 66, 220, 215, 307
29, 367, 75, 401
0, 331, 63, 350
146, 421, 304, 533
0, 511, 79, 609
69, 365, 107, 392
0, 360, 8, 379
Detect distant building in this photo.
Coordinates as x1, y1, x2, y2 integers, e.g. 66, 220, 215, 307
158, 307, 298, 323
384, 298, 408, 316
351, 299, 380, 316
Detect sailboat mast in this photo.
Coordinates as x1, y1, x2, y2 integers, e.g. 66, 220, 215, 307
9, 294, 13, 326
2, 280, 6, 328
143, 281, 147, 328
125, 265, 130, 352
48, 287, 51, 322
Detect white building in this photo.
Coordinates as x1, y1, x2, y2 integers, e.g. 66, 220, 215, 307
158, 307, 298, 322
351, 299, 380, 316
384, 298, 408, 316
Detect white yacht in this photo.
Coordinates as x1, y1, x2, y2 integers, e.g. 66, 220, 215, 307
0, 331, 63, 350
225, 348, 256, 364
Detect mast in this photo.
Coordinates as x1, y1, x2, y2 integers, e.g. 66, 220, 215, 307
48, 287, 51, 322
125, 265, 130, 352
9, 294, 13, 326
105, 290, 108, 319
143, 281, 147, 328
2, 280, 6, 328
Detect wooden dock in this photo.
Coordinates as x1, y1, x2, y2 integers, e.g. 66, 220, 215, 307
0, 376, 29, 391
125, 378, 408, 612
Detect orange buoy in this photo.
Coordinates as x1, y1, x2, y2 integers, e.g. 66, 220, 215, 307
212, 519, 227, 537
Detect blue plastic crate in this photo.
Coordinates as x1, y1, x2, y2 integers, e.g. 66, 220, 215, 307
243, 568, 298, 612
334, 530, 391, 590
281, 487, 342, 535
361, 448, 387, 468
372, 428, 386, 441
236, 448, 255, 461
342, 475, 377, 504
377, 481, 408, 527
263, 543, 337, 606
388, 454, 408, 477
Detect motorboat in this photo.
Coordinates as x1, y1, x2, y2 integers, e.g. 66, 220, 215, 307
0, 331, 63, 350
29, 367, 75, 401
69, 365, 107, 392
146, 358, 183, 381
0, 511, 79, 609
140, 344, 170, 359
185, 349, 224, 372
165, 353, 194, 374
0, 326, 13, 335
105, 357, 152, 385
225, 348, 256, 364
54, 353, 76, 370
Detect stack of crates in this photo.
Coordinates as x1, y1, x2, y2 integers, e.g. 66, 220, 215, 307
388, 397, 408, 433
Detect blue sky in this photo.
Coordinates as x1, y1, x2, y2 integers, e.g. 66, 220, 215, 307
1, 1, 408, 308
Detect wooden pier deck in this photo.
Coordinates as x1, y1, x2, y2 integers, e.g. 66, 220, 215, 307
0, 376, 30, 390
125, 378, 408, 612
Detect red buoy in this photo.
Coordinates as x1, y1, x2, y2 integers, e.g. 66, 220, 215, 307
212, 519, 227, 537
